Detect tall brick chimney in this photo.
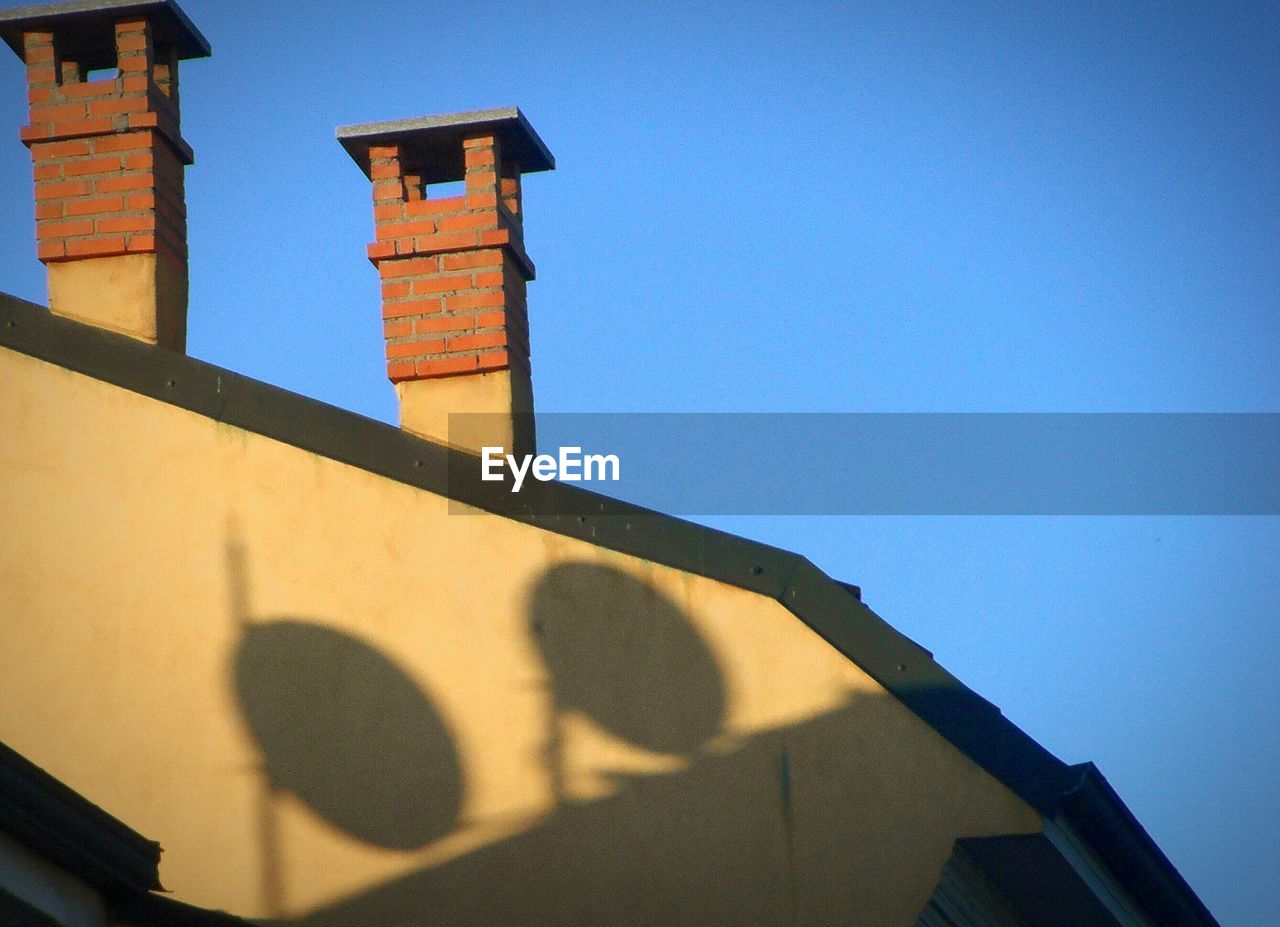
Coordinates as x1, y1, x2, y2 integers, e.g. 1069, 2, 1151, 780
0, 0, 209, 349
338, 108, 554, 456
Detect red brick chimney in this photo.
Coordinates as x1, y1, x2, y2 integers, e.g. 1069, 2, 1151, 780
0, 0, 209, 349
338, 108, 554, 456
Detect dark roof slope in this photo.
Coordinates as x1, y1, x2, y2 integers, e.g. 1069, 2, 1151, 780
0, 292, 1219, 926
1057, 763, 1222, 927
0, 738, 250, 925
0, 737, 161, 895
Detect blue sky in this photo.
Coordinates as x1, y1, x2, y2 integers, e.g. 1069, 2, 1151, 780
1, 1, 1277, 923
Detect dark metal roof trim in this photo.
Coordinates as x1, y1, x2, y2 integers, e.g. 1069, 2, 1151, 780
0, 738, 161, 896
108, 893, 251, 926
0, 0, 210, 63
0, 293, 1217, 925
1053, 763, 1221, 927
337, 107, 555, 184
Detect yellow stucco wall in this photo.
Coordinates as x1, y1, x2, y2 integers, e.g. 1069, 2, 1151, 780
47, 253, 187, 351
0, 345, 1041, 926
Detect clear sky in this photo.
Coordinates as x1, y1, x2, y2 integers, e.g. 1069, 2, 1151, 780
1, 1, 1276, 923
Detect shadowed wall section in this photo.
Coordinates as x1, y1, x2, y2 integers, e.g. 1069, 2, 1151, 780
531, 562, 726, 764
232, 620, 463, 850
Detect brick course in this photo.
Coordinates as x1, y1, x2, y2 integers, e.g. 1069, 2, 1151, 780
365, 134, 533, 382
19, 19, 192, 267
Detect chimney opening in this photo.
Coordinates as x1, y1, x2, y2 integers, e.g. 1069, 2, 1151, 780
428, 179, 465, 198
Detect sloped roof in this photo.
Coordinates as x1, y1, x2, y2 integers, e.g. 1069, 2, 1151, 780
0, 737, 161, 896
0, 738, 250, 925
0, 291, 1219, 927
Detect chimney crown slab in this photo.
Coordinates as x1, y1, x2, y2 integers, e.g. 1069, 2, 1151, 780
337, 107, 554, 186
0, 0, 210, 65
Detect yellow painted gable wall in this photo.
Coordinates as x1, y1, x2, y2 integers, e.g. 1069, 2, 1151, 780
0, 346, 1041, 926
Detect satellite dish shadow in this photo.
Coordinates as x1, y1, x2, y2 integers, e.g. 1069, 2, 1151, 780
233, 619, 463, 850
529, 562, 727, 755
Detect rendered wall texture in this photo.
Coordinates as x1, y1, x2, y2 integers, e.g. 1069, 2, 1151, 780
0, 346, 1041, 926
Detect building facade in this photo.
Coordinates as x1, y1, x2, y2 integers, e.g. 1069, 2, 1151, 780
0, 2, 1220, 925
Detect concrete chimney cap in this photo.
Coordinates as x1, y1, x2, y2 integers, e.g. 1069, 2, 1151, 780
0, 0, 211, 65
337, 107, 555, 186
